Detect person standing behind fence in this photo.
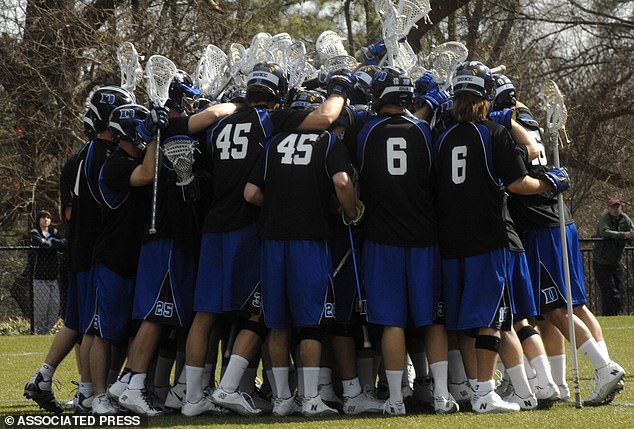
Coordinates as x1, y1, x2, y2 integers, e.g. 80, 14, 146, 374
593, 198, 634, 316
31, 210, 66, 334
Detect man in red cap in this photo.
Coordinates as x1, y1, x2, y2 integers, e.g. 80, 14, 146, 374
592, 198, 634, 315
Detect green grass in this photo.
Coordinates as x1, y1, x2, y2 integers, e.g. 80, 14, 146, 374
1, 317, 633, 428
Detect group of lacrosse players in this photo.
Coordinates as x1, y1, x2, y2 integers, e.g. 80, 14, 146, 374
23, 28, 625, 420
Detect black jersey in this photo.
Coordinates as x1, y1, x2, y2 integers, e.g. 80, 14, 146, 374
93, 148, 150, 278
433, 120, 527, 259
67, 138, 117, 272
250, 130, 351, 240
503, 193, 524, 252
355, 113, 437, 247
201, 106, 307, 233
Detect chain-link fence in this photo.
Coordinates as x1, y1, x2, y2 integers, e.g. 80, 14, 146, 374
0, 241, 631, 334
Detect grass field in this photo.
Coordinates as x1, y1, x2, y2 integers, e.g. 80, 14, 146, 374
1, 317, 633, 428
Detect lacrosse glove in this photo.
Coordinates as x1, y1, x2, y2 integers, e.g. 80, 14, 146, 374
359, 40, 386, 65
340, 199, 366, 226
136, 105, 169, 144
327, 69, 357, 102
540, 166, 570, 195
421, 88, 450, 111
415, 71, 438, 95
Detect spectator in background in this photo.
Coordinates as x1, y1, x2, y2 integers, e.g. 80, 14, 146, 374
31, 210, 66, 334
593, 198, 634, 316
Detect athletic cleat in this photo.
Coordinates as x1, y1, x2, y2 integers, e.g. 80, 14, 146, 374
495, 376, 513, 399
382, 399, 406, 416
152, 384, 170, 406
73, 392, 93, 415
376, 381, 389, 400
107, 379, 128, 402
402, 385, 414, 400
534, 382, 560, 408
302, 394, 339, 417
504, 392, 538, 410
558, 383, 571, 403
182, 396, 226, 417
164, 382, 186, 410
211, 387, 262, 416
342, 391, 384, 415
318, 382, 343, 409
471, 391, 520, 414
583, 361, 625, 407
92, 393, 118, 415
449, 380, 473, 405
434, 394, 459, 414
251, 387, 273, 414
23, 372, 63, 414
119, 388, 163, 416
412, 377, 434, 406
272, 395, 301, 417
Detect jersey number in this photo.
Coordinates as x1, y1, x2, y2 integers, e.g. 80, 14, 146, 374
216, 123, 252, 160
451, 145, 467, 184
155, 301, 174, 318
386, 137, 407, 175
277, 134, 317, 165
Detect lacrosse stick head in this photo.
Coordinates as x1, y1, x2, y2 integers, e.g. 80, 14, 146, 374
424, 42, 468, 89
287, 41, 308, 88
161, 135, 198, 186
269, 33, 294, 66
492, 74, 516, 109
316, 31, 348, 63
374, 0, 398, 25
108, 103, 150, 150
246, 62, 289, 103
146, 55, 178, 107
541, 80, 567, 135
117, 42, 141, 95
195, 44, 227, 97
84, 85, 135, 134
324, 55, 358, 73
372, 66, 414, 110
242, 33, 274, 74
395, 0, 432, 36
390, 40, 418, 71
452, 61, 495, 100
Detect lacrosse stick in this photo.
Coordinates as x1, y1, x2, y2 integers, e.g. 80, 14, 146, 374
269, 33, 294, 70
378, 0, 431, 67
316, 31, 348, 65
324, 55, 359, 73
541, 80, 581, 409
117, 42, 142, 94
146, 55, 178, 234
162, 136, 197, 186
420, 41, 468, 90
287, 41, 309, 88
242, 32, 274, 74
347, 225, 372, 349
194, 44, 227, 98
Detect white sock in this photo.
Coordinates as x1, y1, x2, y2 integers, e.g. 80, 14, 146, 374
597, 340, 610, 360
342, 377, 362, 398
303, 366, 320, 399
272, 367, 291, 399
523, 355, 536, 380
356, 357, 375, 391
296, 367, 305, 398
78, 382, 93, 396
202, 364, 213, 389
153, 355, 174, 388
548, 355, 566, 386
39, 363, 55, 380
266, 369, 277, 397
239, 367, 257, 394
429, 361, 449, 398
506, 364, 533, 398
177, 365, 187, 384
319, 367, 332, 386
448, 350, 468, 383
185, 365, 203, 403
530, 355, 555, 387
579, 339, 609, 369
220, 354, 249, 393
128, 374, 145, 390
411, 352, 429, 379
474, 379, 494, 396
385, 370, 403, 403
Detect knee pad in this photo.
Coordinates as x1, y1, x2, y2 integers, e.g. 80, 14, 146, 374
516, 325, 539, 343
296, 326, 324, 343
239, 319, 269, 342
474, 335, 500, 353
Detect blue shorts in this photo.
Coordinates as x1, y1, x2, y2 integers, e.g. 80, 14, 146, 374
195, 224, 260, 314
134, 239, 196, 328
362, 241, 441, 328
506, 250, 537, 320
442, 248, 513, 331
77, 270, 95, 334
63, 272, 81, 331
523, 224, 587, 313
261, 240, 332, 328
86, 264, 134, 342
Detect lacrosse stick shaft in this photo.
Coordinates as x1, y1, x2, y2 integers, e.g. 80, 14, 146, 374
347, 225, 371, 349
333, 249, 352, 278
490, 65, 506, 74
551, 130, 582, 409
149, 129, 161, 234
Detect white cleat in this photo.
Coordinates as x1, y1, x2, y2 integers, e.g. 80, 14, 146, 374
272, 395, 301, 417
382, 399, 406, 416
584, 361, 625, 407
449, 380, 473, 404
534, 382, 560, 408
164, 382, 186, 410
318, 383, 343, 407
302, 394, 339, 417
211, 387, 262, 416
558, 383, 571, 403
182, 396, 227, 417
342, 391, 384, 415
92, 394, 118, 415
504, 392, 538, 410
471, 390, 520, 414
119, 388, 163, 416
434, 393, 459, 414
107, 379, 128, 402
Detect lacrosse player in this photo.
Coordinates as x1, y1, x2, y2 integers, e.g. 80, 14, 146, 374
115, 72, 241, 417
494, 77, 627, 407
433, 61, 569, 414
24, 86, 134, 415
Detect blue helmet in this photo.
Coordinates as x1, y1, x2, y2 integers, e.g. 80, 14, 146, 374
167, 70, 200, 114
84, 86, 134, 134
493, 74, 516, 109
371, 66, 414, 109
108, 104, 150, 150
452, 61, 495, 100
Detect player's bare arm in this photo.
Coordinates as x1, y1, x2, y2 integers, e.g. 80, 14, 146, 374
129, 140, 156, 187
187, 102, 242, 134
243, 182, 264, 207
332, 171, 356, 219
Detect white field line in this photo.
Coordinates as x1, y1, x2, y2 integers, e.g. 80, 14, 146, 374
0, 352, 40, 356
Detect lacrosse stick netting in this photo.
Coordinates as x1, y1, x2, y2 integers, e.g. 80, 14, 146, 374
117, 42, 142, 94
162, 136, 198, 186
316, 31, 348, 64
